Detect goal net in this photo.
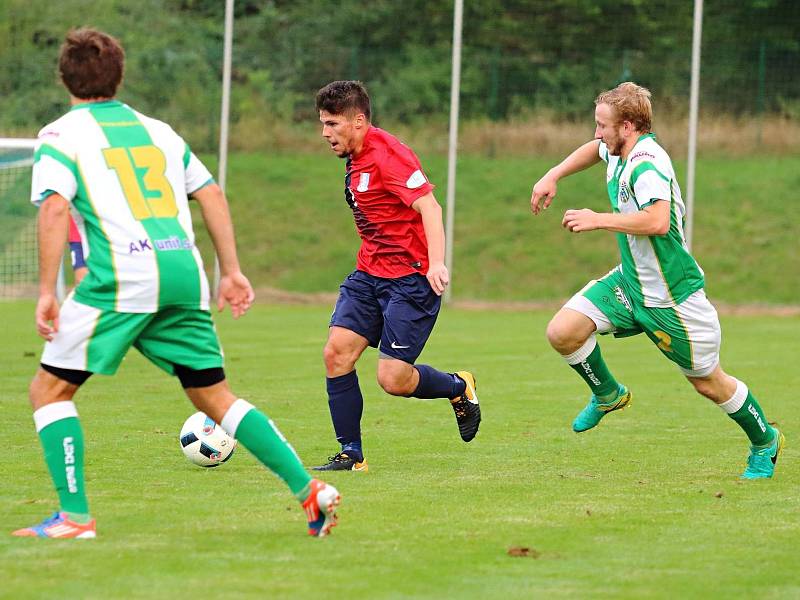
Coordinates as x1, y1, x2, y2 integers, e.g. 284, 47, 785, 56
0, 138, 39, 299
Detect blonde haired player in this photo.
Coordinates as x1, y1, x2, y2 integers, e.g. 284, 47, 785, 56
530, 82, 783, 479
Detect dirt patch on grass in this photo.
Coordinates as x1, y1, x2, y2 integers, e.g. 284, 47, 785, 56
507, 546, 541, 558
231, 114, 800, 157
254, 287, 800, 316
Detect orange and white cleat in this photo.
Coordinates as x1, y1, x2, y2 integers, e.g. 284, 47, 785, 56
302, 479, 341, 537
12, 512, 96, 539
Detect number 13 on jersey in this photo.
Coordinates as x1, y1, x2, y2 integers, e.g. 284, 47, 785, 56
103, 145, 178, 220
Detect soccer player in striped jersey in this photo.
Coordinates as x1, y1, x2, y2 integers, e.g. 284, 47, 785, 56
530, 82, 783, 479
13, 28, 339, 539
311, 81, 480, 472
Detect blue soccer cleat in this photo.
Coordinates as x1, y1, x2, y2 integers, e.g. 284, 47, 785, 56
572, 384, 632, 433
742, 429, 785, 480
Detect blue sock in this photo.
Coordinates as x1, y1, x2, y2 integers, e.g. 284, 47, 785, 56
341, 440, 362, 458
412, 365, 466, 399
326, 371, 364, 460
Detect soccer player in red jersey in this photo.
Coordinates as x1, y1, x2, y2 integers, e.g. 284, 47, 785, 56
312, 81, 481, 472
67, 215, 88, 284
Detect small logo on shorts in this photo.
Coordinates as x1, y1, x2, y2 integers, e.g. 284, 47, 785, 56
613, 286, 632, 312
391, 341, 410, 349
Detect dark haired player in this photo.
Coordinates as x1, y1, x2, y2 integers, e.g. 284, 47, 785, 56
13, 28, 340, 539
312, 80, 480, 472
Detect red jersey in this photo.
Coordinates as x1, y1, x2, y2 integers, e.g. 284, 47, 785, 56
345, 126, 435, 279
68, 215, 82, 243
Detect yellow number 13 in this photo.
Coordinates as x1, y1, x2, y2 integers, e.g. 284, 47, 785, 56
103, 146, 178, 220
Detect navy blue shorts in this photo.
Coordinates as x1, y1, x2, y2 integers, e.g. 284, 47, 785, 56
70, 241, 86, 270
330, 270, 441, 364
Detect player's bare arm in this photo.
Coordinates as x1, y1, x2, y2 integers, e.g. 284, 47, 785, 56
192, 183, 254, 318
36, 193, 71, 340
562, 199, 670, 235
531, 140, 602, 215
73, 267, 88, 285
412, 192, 449, 296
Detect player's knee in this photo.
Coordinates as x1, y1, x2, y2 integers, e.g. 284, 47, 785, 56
28, 378, 46, 408
323, 342, 356, 374
322, 342, 338, 371
29, 368, 79, 408
688, 377, 716, 400
376, 371, 411, 396
546, 318, 579, 353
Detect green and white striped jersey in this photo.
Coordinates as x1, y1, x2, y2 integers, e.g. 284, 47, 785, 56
31, 100, 214, 313
599, 133, 704, 308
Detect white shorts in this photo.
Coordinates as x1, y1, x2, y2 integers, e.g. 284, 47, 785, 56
565, 273, 721, 378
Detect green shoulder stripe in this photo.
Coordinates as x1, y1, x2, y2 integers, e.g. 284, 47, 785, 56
630, 161, 669, 189
183, 143, 191, 169
34, 144, 77, 176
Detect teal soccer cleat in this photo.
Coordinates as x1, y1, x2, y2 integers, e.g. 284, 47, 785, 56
742, 429, 785, 480
572, 384, 632, 433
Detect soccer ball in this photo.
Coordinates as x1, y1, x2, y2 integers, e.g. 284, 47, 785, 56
179, 411, 237, 467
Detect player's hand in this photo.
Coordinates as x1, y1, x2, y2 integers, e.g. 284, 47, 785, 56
426, 262, 449, 296
562, 208, 602, 233
531, 174, 558, 214
217, 271, 255, 319
35, 293, 60, 341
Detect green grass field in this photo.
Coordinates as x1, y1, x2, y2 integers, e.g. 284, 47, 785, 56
3, 301, 798, 599
189, 152, 800, 305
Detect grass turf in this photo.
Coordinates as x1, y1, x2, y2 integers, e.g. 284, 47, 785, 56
2, 301, 798, 598
190, 152, 800, 305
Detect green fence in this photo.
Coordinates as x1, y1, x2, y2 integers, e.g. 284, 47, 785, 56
2, 1, 798, 150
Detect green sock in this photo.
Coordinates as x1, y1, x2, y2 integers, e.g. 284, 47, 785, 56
565, 339, 619, 400
728, 390, 775, 447
228, 404, 311, 500
36, 412, 89, 517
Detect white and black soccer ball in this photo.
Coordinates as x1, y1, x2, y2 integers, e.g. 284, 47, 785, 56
179, 411, 237, 467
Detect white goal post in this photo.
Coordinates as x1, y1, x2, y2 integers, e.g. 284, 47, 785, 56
0, 138, 66, 300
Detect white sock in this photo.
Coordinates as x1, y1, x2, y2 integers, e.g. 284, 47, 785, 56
561, 335, 597, 365
717, 379, 747, 414
33, 401, 78, 432
220, 399, 255, 437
